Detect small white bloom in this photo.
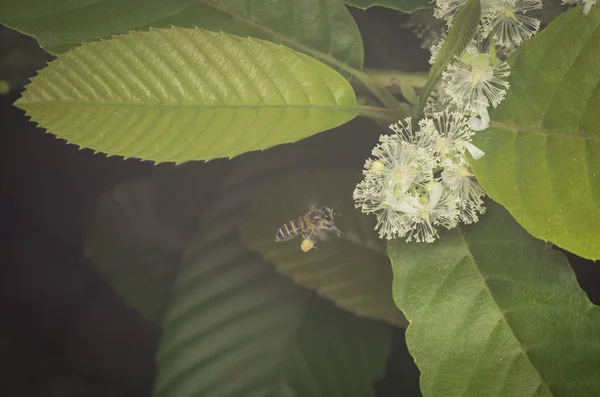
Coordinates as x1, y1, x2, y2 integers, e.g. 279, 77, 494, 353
390, 181, 459, 243
353, 185, 411, 239
428, 37, 445, 65
563, 0, 597, 15
434, 0, 467, 26
482, 0, 542, 48
364, 135, 434, 198
468, 106, 491, 132
441, 160, 487, 223
389, 118, 432, 150
441, 48, 510, 114
429, 111, 477, 157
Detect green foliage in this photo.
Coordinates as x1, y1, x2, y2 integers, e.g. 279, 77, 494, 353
417, 0, 480, 115
471, 7, 600, 260
83, 178, 186, 320
389, 201, 600, 396
240, 169, 407, 328
344, 0, 433, 13
16, 28, 359, 163
154, 209, 393, 397
0, 0, 364, 71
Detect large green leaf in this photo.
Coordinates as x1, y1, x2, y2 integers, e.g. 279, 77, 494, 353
389, 201, 600, 396
471, 7, 600, 260
344, 0, 433, 13
0, 0, 364, 72
16, 28, 359, 163
154, 213, 393, 397
240, 169, 406, 328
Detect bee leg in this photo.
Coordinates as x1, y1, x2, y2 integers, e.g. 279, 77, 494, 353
310, 238, 319, 252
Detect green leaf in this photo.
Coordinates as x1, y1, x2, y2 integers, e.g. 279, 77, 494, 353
239, 169, 407, 328
83, 178, 189, 320
344, 0, 433, 13
417, 0, 480, 115
471, 7, 600, 260
0, 0, 364, 72
154, 214, 393, 397
389, 201, 600, 396
16, 27, 359, 163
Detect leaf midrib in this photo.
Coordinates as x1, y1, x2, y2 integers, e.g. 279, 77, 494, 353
490, 120, 600, 140
18, 100, 363, 111
457, 226, 553, 396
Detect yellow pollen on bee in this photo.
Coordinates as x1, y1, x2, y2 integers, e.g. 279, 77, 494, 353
301, 239, 315, 252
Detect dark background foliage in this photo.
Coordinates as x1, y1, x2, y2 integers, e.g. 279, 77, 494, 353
1, 6, 597, 397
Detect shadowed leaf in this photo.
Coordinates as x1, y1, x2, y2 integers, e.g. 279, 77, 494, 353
240, 169, 407, 327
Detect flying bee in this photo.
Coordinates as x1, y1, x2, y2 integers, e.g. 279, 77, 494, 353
275, 206, 341, 251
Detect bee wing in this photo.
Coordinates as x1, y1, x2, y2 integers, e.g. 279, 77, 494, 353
306, 198, 320, 211
311, 229, 330, 242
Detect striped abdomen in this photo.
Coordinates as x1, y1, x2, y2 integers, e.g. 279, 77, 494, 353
275, 217, 308, 242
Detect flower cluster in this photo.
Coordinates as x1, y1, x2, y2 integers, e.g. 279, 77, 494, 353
434, 0, 542, 51
354, 111, 486, 243
358, 0, 594, 243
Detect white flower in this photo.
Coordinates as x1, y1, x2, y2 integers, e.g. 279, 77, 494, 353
563, 0, 597, 15
468, 107, 491, 132
389, 118, 433, 150
428, 36, 445, 65
482, 0, 542, 48
434, 0, 468, 26
431, 111, 478, 156
441, 47, 510, 114
354, 112, 488, 243
441, 160, 487, 223
353, 185, 410, 239
363, 135, 434, 198
390, 181, 459, 242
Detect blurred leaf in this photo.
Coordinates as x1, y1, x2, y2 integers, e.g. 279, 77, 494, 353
0, 27, 53, 92
16, 28, 358, 163
82, 117, 379, 321
418, 0, 480, 114
0, 0, 364, 72
154, 208, 393, 397
389, 201, 600, 396
471, 7, 600, 260
240, 169, 406, 327
84, 178, 189, 321
345, 0, 433, 13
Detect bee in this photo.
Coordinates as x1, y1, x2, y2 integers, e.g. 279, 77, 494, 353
275, 207, 341, 251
